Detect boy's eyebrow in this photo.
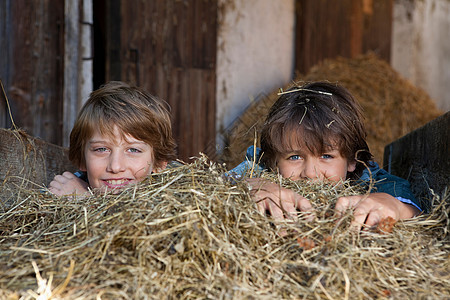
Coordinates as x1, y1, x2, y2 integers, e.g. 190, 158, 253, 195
88, 139, 108, 144
88, 139, 147, 145
284, 148, 303, 153
279, 149, 305, 156
125, 141, 148, 145
281, 145, 340, 155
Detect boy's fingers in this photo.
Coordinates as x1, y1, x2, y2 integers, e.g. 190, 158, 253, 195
351, 207, 369, 231
335, 195, 364, 214
52, 172, 76, 185
48, 172, 89, 197
364, 211, 383, 228
295, 196, 315, 221
269, 201, 286, 221
48, 182, 63, 196
274, 189, 305, 220
255, 200, 267, 215
336, 196, 368, 231
52, 175, 65, 184
295, 195, 313, 211
62, 171, 77, 178
49, 179, 60, 188
253, 192, 297, 221
255, 195, 273, 216
247, 179, 313, 221
279, 199, 298, 220
334, 196, 351, 217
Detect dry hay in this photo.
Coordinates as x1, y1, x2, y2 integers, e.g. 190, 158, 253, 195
219, 53, 444, 169
0, 156, 449, 299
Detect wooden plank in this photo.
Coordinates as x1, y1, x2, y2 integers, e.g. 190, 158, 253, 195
0, 1, 11, 128
295, 0, 353, 74
191, 0, 217, 69
362, 0, 392, 61
168, 68, 183, 157
106, 0, 217, 161
181, 69, 193, 159
295, 0, 392, 74
7, 0, 65, 145
106, 0, 122, 81
0, 128, 76, 202
350, 0, 363, 57
63, 0, 81, 147
383, 112, 450, 211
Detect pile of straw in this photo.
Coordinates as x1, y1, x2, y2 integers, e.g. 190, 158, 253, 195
220, 53, 443, 168
0, 156, 449, 299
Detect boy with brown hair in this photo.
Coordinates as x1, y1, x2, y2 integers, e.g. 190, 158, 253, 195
231, 81, 421, 229
49, 81, 177, 196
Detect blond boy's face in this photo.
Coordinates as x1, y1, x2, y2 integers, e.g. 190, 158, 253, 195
81, 125, 164, 190
276, 146, 356, 182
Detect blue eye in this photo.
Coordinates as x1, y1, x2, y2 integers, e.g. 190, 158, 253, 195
128, 148, 142, 153
321, 154, 333, 159
288, 155, 301, 161
94, 147, 108, 152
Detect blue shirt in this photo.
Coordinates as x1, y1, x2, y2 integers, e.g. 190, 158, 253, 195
228, 146, 421, 211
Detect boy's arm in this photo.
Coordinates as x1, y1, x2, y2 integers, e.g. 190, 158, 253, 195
226, 146, 265, 180
240, 160, 420, 228
48, 171, 89, 196
335, 193, 420, 231
358, 162, 422, 211
335, 162, 421, 230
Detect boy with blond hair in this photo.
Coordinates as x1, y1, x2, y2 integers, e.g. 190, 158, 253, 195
49, 81, 176, 196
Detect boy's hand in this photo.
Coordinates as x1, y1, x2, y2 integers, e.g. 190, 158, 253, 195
335, 192, 420, 231
48, 172, 89, 196
246, 178, 313, 220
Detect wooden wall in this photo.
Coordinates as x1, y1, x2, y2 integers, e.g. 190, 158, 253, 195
0, 0, 65, 145
384, 112, 450, 212
102, 0, 218, 161
295, 0, 393, 74
1, 0, 393, 163
1, 0, 217, 162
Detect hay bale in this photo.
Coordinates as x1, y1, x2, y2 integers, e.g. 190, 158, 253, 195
220, 53, 443, 169
0, 156, 449, 299
0, 128, 76, 205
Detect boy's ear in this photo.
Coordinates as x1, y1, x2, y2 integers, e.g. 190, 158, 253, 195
347, 160, 357, 173
79, 164, 87, 172
154, 161, 168, 173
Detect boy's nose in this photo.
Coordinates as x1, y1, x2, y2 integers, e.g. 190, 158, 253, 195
301, 160, 321, 180
107, 152, 126, 173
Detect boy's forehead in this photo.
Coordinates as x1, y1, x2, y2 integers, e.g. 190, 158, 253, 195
281, 129, 339, 153
89, 125, 142, 144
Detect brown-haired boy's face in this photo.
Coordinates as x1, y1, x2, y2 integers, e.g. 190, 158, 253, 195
276, 139, 356, 182
81, 125, 165, 191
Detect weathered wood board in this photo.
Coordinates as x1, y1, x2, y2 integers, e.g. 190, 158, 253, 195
295, 0, 393, 74
104, 0, 218, 161
383, 111, 449, 211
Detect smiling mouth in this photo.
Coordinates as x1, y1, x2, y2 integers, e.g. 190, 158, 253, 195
103, 179, 132, 188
